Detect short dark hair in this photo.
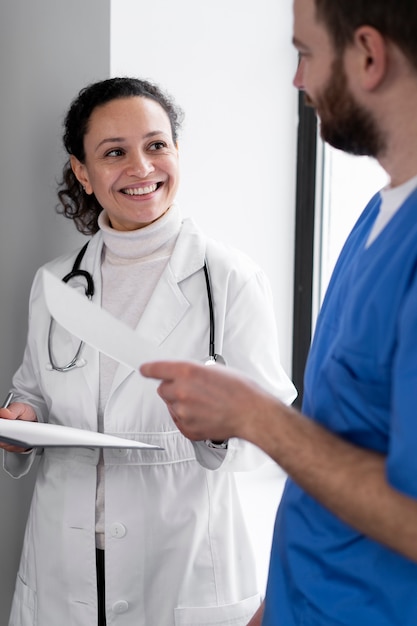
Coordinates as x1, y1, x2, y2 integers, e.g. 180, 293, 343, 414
57, 77, 184, 235
315, 0, 417, 69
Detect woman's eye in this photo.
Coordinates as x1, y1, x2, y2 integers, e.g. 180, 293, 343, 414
105, 148, 124, 157
149, 141, 166, 151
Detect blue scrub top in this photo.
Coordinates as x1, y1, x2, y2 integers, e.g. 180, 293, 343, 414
263, 189, 417, 625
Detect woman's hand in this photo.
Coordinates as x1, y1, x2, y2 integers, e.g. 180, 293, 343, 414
0, 402, 37, 453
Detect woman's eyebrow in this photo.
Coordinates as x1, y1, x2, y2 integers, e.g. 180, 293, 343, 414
95, 130, 168, 152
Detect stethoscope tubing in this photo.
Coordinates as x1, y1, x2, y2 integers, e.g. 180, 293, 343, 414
203, 261, 215, 360
47, 243, 223, 371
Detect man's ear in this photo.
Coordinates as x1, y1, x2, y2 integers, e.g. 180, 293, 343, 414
70, 155, 93, 195
353, 26, 388, 91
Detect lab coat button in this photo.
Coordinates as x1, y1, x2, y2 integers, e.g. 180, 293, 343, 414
110, 522, 127, 538
112, 600, 129, 614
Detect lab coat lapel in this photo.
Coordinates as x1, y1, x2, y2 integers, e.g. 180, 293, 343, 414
109, 219, 207, 394
137, 217, 207, 345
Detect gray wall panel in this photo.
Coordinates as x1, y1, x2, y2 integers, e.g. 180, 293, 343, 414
0, 1, 110, 620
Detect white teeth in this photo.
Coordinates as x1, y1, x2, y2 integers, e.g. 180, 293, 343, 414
123, 184, 157, 196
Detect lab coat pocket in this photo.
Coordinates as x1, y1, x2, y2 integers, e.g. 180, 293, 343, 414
8, 574, 37, 626
174, 593, 261, 625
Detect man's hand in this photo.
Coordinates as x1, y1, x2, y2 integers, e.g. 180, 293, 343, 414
140, 360, 272, 444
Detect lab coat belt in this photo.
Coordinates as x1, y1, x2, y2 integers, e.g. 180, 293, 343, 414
44, 446, 100, 464
42, 431, 196, 465
102, 431, 195, 465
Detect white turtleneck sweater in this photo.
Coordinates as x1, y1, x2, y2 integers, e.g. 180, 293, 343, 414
95, 205, 182, 548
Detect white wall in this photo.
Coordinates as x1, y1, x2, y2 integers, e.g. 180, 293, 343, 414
0, 1, 110, 621
111, 0, 298, 591
111, 0, 298, 374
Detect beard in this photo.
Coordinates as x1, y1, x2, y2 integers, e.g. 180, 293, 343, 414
305, 56, 385, 158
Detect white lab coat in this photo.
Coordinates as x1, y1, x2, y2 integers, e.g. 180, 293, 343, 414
4, 218, 296, 626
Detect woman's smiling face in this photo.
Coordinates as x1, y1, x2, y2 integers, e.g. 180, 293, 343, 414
71, 96, 180, 231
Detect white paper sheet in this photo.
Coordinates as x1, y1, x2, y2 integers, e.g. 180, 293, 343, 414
43, 269, 148, 369
0, 419, 162, 449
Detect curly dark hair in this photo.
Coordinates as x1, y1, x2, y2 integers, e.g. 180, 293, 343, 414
56, 77, 184, 235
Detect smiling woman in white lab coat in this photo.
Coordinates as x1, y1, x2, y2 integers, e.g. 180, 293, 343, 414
0, 77, 296, 626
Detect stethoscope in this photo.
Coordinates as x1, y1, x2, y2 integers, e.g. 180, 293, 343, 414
47, 242, 225, 372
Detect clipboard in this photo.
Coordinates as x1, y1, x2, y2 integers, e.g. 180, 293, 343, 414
0, 419, 163, 449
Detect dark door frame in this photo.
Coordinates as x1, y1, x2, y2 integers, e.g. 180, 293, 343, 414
291, 93, 318, 408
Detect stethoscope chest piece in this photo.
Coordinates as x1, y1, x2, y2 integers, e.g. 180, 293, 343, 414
204, 354, 226, 366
